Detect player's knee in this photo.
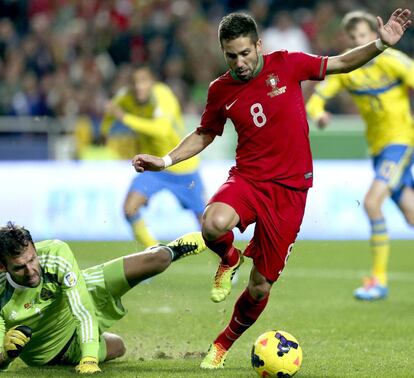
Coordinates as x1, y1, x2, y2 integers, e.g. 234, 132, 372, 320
363, 196, 379, 216
124, 204, 139, 219
104, 333, 126, 361
248, 282, 272, 301
155, 246, 173, 268
202, 215, 231, 240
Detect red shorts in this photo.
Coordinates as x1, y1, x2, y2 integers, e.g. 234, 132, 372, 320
208, 172, 308, 282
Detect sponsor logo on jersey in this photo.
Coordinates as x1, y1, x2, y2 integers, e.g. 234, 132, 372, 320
266, 74, 287, 97
40, 288, 54, 301
63, 272, 77, 287
9, 310, 17, 320
304, 172, 313, 179
24, 302, 32, 309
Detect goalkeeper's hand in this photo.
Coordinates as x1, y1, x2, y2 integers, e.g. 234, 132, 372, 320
4, 325, 32, 359
75, 357, 101, 374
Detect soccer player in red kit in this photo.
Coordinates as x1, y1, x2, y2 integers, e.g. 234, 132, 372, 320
132, 9, 411, 368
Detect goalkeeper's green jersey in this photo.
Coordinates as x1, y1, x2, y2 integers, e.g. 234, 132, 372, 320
0, 240, 100, 366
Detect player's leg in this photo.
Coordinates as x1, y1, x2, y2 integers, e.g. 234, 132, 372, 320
355, 180, 390, 300
201, 175, 257, 303
123, 232, 207, 288
102, 332, 126, 361
202, 202, 245, 302
201, 182, 307, 369
123, 173, 165, 248
398, 186, 414, 226
395, 152, 414, 226
355, 145, 412, 300
201, 266, 272, 369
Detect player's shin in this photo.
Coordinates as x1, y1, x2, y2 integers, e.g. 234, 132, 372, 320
370, 218, 390, 286
131, 219, 158, 248
204, 231, 239, 265
215, 288, 269, 350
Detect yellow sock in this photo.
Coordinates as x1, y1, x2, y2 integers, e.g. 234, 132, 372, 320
132, 219, 158, 248
370, 232, 389, 286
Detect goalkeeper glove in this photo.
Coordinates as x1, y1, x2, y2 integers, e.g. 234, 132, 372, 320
4, 325, 32, 359
75, 356, 101, 374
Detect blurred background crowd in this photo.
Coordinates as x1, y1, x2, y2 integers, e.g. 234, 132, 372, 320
0, 0, 413, 157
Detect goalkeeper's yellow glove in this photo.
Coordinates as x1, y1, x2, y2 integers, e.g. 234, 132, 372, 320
4, 325, 32, 359
75, 357, 101, 374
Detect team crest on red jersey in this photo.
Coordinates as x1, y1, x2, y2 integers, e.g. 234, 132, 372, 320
266, 74, 287, 97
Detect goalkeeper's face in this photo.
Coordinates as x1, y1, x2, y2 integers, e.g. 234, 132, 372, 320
4, 244, 41, 288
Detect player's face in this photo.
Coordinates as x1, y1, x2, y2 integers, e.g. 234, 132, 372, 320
4, 244, 41, 288
347, 21, 378, 47
133, 68, 154, 104
222, 36, 262, 81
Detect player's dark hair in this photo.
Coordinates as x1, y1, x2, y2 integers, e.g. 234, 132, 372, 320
342, 11, 378, 32
0, 222, 34, 264
218, 13, 259, 47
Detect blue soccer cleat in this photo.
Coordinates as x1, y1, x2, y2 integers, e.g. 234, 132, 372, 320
354, 277, 388, 301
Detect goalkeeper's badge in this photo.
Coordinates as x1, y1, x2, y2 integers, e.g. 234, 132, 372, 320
64, 272, 77, 287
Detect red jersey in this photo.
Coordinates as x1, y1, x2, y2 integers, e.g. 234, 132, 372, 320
199, 51, 327, 189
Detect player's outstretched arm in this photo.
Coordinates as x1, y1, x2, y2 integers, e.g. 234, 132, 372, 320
326, 8, 411, 74
132, 129, 215, 173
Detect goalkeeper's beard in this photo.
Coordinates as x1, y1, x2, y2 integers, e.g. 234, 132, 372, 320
25, 273, 41, 287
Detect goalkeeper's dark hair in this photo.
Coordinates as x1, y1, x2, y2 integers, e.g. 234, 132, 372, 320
218, 13, 259, 48
342, 11, 378, 32
0, 222, 34, 264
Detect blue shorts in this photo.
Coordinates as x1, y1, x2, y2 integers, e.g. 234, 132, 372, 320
373, 144, 414, 204
128, 170, 205, 215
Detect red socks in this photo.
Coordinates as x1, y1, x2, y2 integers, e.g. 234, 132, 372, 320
204, 231, 239, 266
214, 289, 269, 350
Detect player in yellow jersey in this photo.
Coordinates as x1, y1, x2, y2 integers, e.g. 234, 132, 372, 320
307, 11, 414, 300
101, 64, 205, 248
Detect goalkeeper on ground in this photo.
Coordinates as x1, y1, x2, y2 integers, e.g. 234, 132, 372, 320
307, 11, 414, 301
0, 222, 206, 374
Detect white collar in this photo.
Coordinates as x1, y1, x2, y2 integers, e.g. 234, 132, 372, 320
6, 273, 29, 290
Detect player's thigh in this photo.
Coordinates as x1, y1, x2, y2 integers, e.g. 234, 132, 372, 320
245, 184, 307, 282
371, 144, 413, 206
204, 173, 256, 233
398, 186, 414, 225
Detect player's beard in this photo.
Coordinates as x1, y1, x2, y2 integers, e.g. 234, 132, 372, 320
236, 50, 259, 81
25, 273, 41, 287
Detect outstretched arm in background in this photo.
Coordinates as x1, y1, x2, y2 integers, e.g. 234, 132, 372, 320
132, 130, 215, 172
327, 8, 411, 74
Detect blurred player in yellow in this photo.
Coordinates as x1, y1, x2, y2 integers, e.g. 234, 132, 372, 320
101, 64, 205, 248
307, 11, 414, 300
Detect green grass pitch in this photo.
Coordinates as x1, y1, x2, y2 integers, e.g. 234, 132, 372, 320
6, 240, 414, 377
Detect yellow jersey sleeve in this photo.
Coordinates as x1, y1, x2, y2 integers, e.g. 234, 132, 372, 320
306, 75, 344, 121
100, 83, 199, 173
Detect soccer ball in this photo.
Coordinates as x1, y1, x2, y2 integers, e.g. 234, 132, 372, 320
251, 330, 302, 377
